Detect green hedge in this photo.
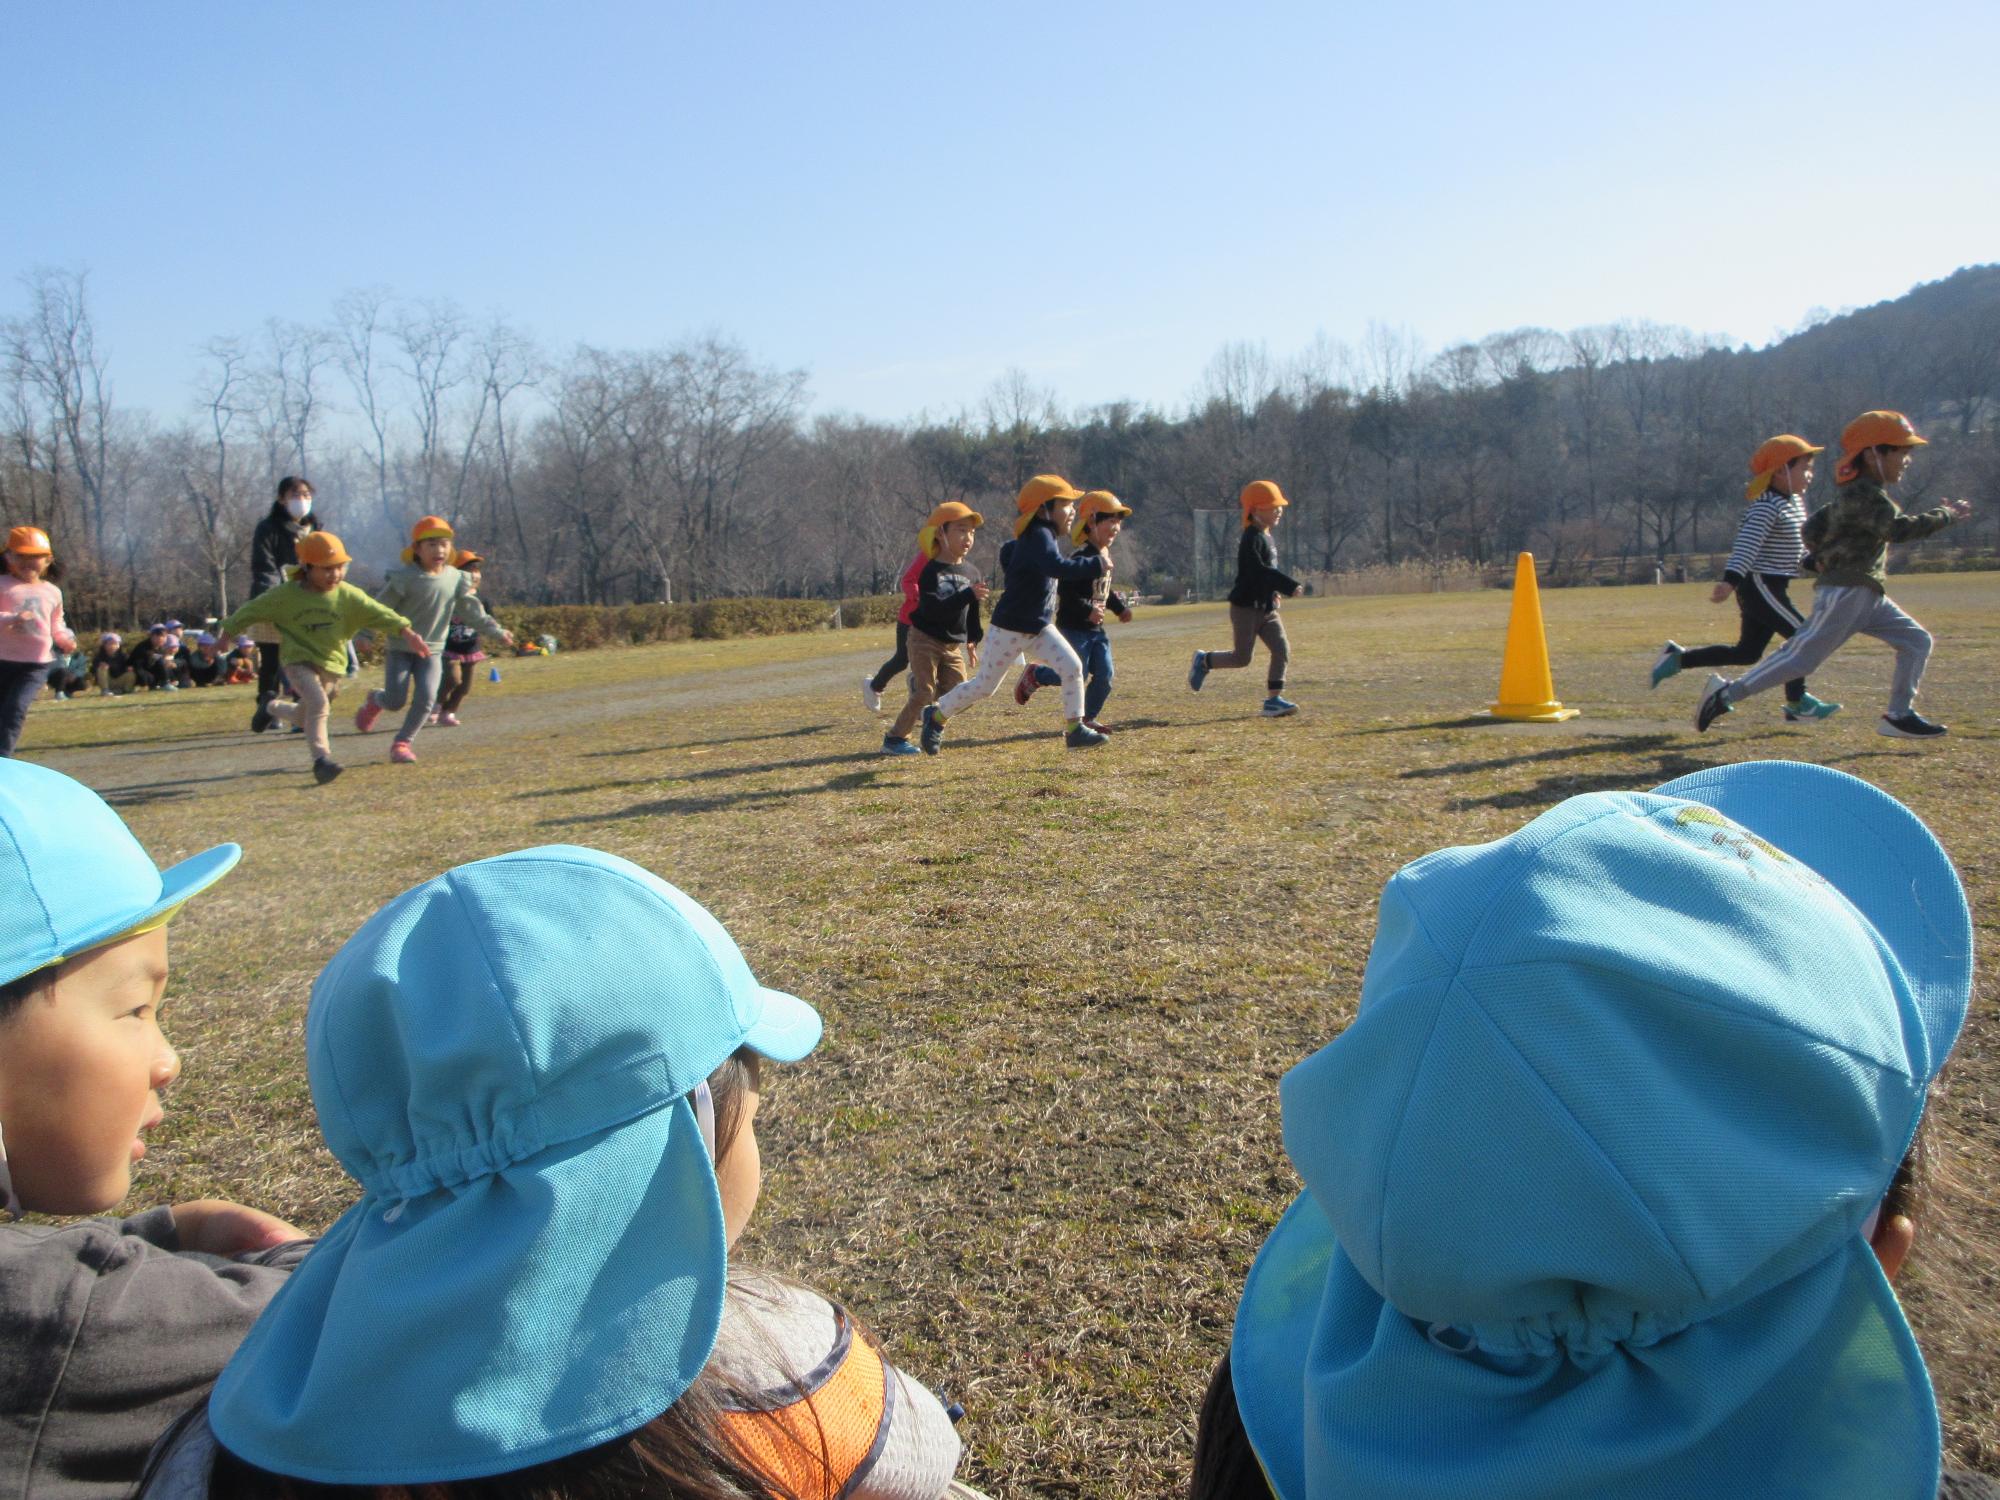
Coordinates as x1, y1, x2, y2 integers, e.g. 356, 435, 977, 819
494, 594, 899, 651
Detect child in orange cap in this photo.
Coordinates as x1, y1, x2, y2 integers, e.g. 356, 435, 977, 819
862, 543, 931, 716
1696, 412, 1973, 739
1652, 435, 1840, 722
0, 526, 78, 757
355, 517, 512, 763
217, 532, 428, 783
921, 476, 1108, 753
882, 503, 988, 754
1188, 481, 1301, 716
1015, 490, 1135, 732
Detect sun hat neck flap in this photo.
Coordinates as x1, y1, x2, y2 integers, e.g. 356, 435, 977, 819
208, 845, 821, 1485
1230, 763, 1967, 1500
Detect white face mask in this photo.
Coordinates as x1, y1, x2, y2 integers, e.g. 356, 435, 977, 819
284, 495, 312, 521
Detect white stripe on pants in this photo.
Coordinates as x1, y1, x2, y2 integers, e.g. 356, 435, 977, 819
934, 624, 1084, 721
1725, 584, 1932, 715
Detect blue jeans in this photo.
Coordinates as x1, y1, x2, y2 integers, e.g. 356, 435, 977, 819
1034, 627, 1113, 720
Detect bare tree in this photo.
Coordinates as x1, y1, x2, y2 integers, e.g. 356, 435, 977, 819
5, 267, 115, 559
334, 286, 398, 529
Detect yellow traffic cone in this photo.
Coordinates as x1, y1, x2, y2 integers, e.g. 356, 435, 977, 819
1486, 552, 1579, 722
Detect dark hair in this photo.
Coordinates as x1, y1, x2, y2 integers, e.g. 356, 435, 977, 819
276, 477, 314, 504
0, 964, 56, 1023
206, 1048, 831, 1500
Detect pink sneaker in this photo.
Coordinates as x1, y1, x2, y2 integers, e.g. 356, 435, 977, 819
354, 694, 383, 733
389, 739, 417, 764
438, 712, 461, 727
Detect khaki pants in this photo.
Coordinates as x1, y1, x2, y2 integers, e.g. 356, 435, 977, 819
890, 629, 972, 741
270, 663, 342, 761
1204, 604, 1290, 691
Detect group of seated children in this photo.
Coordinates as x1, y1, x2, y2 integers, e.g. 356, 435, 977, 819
84, 625, 260, 696
2, 751, 1988, 1500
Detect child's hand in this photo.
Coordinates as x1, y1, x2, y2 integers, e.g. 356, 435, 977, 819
499, 630, 516, 647
1943, 497, 1974, 519
171, 1198, 308, 1255
1087, 604, 1105, 626
971, 581, 990, 601
1709, 582, 1734, 604
1118, 608, 1134, 624
400, 628, 432, 658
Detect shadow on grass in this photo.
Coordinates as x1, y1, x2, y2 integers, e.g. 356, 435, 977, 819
1442, 750, 1724, 811
1355, 715, 1505, 735
540, 767, 886, 824
100, 767, 296, 807
1402, 734, 1680, 779
580, 722, 839, 758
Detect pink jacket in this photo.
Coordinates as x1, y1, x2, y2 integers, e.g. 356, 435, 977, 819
0, 577, 74, 665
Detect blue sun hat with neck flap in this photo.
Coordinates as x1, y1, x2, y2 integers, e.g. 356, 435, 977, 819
1231, 761, 1971, 1500
208, 846, 822, 1485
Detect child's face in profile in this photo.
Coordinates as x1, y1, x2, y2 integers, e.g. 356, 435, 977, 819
0, 928, 178, 1215
1773, 456, 1815, 496
1088, 516, 1123, 547
461, 567, 482, 592
1049, 499, 1077, 535
1873, 446, 1914, 485
416, 537, 453, 571
714, 1079, 762, 1249
938, 522, 977, 563
1253, 504, 1283, 530
303, 562, 347, 592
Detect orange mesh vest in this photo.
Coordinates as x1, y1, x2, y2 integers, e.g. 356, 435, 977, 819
717, 1309, 892, 1500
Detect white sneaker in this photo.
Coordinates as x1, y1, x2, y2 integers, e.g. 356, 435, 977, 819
860, 673, 882, 713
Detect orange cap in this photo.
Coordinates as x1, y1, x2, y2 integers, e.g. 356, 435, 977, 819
919, 501, 985, 557
451, 548, 485, 569
1744, 435, 1824, 499
1240, 479, 1288, 523
296, 532, 353, 568
1070, 490, 1134, 544
401, 514, 456, 563
1013, 474, 1084, 537
4, 525, 52, 556
1834, 411, 1927, 483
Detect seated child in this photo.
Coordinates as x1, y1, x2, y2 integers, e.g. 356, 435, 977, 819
142, 847, 969, 1500
0, 760, 308, 1500
223, 638, 258, 687
184, 634, 228, 689
883, 502, 988, 754
90, 632, 133, 695
1202, 761, 1980, 1500
129, 625, 175, 691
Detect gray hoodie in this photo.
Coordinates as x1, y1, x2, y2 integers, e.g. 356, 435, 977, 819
1, 1209, 307, 1500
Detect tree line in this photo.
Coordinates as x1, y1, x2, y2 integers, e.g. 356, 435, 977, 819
5, 263, 1995, 628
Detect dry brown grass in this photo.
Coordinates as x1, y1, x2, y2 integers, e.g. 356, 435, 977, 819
25, 573, 2000, 1494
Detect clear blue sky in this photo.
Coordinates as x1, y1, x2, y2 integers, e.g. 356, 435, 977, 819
5, 0, 1997, 425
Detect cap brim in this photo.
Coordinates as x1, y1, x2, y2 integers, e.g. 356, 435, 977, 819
212, 1093, 724, 1484
54, 843, 240, 964
1654, 762, 1970, 1080
742, 986, 822, 1062
1234, 1189, 1939, 1499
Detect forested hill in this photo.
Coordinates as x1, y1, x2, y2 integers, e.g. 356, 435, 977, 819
5, 264, 1996, 624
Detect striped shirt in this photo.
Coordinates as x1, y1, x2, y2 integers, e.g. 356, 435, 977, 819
1721, 493, 1808, 584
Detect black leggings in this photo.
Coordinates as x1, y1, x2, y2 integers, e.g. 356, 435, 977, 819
0, 660, 50, 757
257, 643, 286, 703
870, 622, 910, 693
1679, 574, 1807, 703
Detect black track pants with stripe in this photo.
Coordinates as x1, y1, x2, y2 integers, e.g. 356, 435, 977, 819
1680, 574, 1807, 702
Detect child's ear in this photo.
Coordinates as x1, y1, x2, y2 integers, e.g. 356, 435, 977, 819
1869, 1213, 1916, 1281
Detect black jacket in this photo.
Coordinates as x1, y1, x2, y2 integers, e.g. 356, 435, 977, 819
1228, 527, 1299, 612
1052, 541, 1130, 633
908, 559, 985, 645
249, 508, 323, 597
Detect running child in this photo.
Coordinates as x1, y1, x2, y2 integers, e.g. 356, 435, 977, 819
1187, 479, 1301, 717
862, 544, 930, 714
921, 474, 1108, 753
140, 846, 971, 1500
1697, 411, 1974, 739
1652, 434, 1838, 721
1015, 490, 1134, 733
354, 516, 512, 763
883, 502, 987, 755
216, 532, 429, 784
1204, 762, 1979, 1500
0, 760, 309, 1500
0, 526, 78, 757
433, 548, 495, 728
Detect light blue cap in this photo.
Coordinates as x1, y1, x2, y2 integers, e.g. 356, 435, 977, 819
0, 759, 240, 985
1232, 762, 1971, 1500
208, 846, 822, 1485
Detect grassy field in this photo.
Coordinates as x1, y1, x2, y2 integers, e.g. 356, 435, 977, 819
25, 573, 2000, 1493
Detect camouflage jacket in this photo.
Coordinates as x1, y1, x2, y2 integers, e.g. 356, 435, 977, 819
1802, 480, 1957, 593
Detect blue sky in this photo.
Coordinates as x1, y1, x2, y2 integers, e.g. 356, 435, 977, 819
5, 0, 1997, 426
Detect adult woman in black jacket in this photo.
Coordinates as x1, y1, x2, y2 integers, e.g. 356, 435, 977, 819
246, 477, 323, 730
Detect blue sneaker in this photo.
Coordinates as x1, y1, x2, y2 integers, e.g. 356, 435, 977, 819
1649, 641, 1683, 688
1188, 650, 1209, 692
880, 735, 919, 756
1783, 693, 1842, 722
1262, 695, 1298, 718
920, 705, 945, 756
1064, 723, 1108, 749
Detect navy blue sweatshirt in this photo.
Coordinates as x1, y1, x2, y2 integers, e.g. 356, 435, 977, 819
990, 520, 1106, 634
1052, 541, 1131, 633
908, 558, 985, 645
1228, 527, 1299, 612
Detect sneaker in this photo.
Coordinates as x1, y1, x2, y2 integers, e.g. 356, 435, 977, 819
1082, 717, 1110, 734
880, 735, 920, 756
1188, 650, 1209, 692
1013, 668, 1041, 706
425, 713, 440, 727
354, 693, 383, 733
390, 739, 418, 764
1649, 641, 1683, 689
312, 757, 343, 785
920, 705, 945, 756
438, 711, 461, 727
250, 700, 272, 734
1065, 723, 1109, 749
1877, 711, 1947, 739
1262, 695, 1299, 718
1783, 693, 1842, 723
1695, 674, 1733, 732
860, 673, 882, 714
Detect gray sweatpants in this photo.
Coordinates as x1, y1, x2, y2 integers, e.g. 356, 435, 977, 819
376, 650, 444, 743
1723, 584, 1931, 716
